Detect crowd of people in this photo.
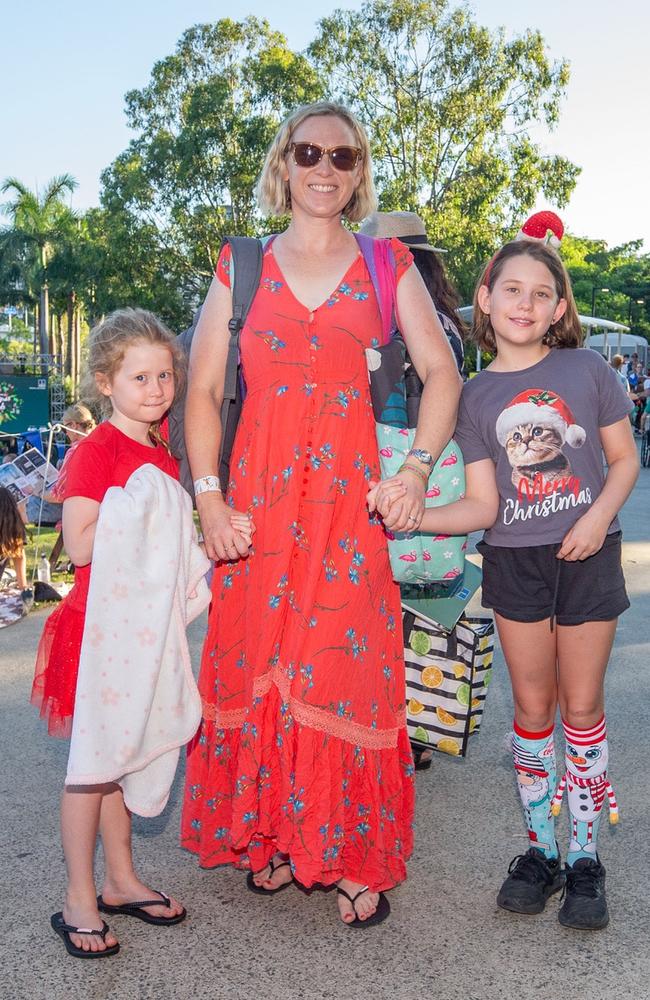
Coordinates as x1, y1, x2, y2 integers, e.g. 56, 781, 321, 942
11, 100, 640, 958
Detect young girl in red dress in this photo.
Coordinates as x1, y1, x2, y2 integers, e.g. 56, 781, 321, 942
31, 308, 251, 959
370, 216, 639, 930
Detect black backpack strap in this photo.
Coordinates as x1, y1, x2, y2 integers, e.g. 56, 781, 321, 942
221, 235, 264, 401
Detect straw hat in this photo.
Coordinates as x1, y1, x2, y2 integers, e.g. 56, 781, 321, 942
358, 211, 447, 252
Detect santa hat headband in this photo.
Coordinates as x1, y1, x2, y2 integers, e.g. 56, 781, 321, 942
483, 211, 565, 288
495, 388, 586, 449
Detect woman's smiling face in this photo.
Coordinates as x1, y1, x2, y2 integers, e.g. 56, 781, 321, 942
283, 114, 362, 221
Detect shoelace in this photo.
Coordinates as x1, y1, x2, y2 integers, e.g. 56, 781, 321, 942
560, 864, 601, 901
507, 851, 555, 886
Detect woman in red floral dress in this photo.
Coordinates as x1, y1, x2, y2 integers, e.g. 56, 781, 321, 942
181, 101, 461, 926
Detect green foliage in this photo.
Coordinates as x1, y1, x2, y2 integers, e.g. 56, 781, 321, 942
98, 17, 323, 325
562, 235, 650, 340
310, 0, 579, 299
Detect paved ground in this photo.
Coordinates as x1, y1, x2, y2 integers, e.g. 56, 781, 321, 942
1, 464, 648, 1000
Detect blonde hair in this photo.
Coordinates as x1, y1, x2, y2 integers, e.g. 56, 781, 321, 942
472, 241, 583, 354
81, 308, 185, 445
257, 101, 377, 222
62, 402, 96, 432
610, 354, 624, 370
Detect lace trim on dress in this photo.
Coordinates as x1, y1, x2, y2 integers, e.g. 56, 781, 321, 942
201, 666, 404, 750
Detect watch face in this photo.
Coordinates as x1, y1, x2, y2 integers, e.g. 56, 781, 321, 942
409, 448, 433, 466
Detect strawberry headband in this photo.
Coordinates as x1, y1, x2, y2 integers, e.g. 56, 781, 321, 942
482, 211, 565, 288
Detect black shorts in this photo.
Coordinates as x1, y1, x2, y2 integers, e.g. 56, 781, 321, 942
477, 531, 629, 626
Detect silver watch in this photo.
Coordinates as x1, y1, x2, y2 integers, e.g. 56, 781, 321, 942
407, 448, 433, 467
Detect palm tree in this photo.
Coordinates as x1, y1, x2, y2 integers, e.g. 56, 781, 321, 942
0, 174, 78, 353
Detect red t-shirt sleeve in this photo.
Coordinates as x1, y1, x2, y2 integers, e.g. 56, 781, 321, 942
390, 237, 414, 283
61, 436, 113, 503
215, 243, 232, 288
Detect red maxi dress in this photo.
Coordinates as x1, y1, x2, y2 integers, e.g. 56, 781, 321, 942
181, 238, 415, 891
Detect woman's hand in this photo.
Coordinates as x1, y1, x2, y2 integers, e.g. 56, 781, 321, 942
197, 493, 254, 562
368, 472, 425, 532
556, 509, 610, 562
367, 477, 406, 516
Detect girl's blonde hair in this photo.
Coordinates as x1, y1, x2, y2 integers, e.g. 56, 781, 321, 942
61, 402, 96, 432
472, 241, 583, 354
257, 101, 377, 222
81, 308, 185, 445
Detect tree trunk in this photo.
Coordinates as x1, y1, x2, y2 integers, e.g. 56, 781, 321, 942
66, 292, 75, 378
73, 305, 81, 391
39, 285, 49, 354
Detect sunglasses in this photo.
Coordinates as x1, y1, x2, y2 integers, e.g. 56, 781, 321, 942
288, 141, 362, 172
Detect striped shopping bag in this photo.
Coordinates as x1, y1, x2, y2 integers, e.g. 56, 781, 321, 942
403, 610, 494, 758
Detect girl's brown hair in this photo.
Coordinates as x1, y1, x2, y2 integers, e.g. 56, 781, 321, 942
257, 100, 377, 222
0, 486, 26, 560
471, 241, 583, 354
81, 308, 185, 447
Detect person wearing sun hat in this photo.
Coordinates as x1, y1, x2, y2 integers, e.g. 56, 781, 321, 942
359, 211, 466, 374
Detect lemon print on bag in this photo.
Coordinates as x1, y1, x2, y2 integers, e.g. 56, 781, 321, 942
456, 682, 470, 707
438, 737, 461, 756
421, 665, 444, 689
436, 706, 456, 727
413, 725, 429, 743
410, 630, 431, 656
452, 662, 466, 679
469, 717, 478, 734
408, 698, 425, 716
471, 697, 481, 709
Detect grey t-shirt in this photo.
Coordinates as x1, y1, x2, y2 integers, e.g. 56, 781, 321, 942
454, 348, 633, 547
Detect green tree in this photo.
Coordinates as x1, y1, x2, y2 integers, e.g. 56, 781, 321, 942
0, 174, 78, 352
562, 235, 650, 341
310, 0, 580, 299
99, 16, 323, 323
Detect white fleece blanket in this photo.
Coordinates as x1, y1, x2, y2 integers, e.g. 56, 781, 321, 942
66, 464, 210, 816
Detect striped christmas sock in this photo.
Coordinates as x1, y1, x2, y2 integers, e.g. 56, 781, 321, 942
551, 715, 618, 867
512, 721, 558, 860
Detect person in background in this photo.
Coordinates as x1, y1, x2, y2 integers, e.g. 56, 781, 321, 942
359, 211, 466, 376
26, 404, 96, 526
609, 355, 630, 394
0, 487, 33, 610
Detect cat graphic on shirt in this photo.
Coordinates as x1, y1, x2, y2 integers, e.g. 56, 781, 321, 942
495, 388, 586, 495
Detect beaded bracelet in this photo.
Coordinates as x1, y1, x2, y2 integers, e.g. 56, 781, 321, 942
397, 462, 429, 486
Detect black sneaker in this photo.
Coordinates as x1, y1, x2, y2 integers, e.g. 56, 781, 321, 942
558, 857, 609, 929
497, 847, 564, 914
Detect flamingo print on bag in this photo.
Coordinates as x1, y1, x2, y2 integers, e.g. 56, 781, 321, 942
380, 447, 393, 458
441, 453, 458, 467
399, 551, 418, 562
425, 485, 441, 498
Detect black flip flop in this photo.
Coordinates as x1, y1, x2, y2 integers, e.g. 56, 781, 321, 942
97, 890, 186, 926
50, 911, 120, 958
246, 856, 293, 895
336, 886, 391, 928
412, 747, 433, 771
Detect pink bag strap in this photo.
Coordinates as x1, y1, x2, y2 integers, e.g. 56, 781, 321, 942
355, 234, 398, 346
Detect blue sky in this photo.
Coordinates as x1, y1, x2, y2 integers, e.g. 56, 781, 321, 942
3, 0, 648, 249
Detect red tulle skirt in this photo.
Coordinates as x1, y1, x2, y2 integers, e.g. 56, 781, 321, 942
31, 597, 85, 739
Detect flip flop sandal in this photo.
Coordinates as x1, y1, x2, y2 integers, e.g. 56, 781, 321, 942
336, 886, 391, 929
246, 856, 294, 895
50, 911, 120, 958
97, 890, 186, 926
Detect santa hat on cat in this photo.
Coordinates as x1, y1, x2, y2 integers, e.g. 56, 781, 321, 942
515, 211, 564, 247
496, 388, 586, 448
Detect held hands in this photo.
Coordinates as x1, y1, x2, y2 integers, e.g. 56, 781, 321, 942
556, 508, 609, 562
197, 493, 255, 563
367, 473, 425, 532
